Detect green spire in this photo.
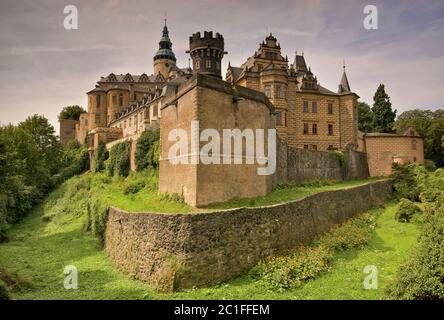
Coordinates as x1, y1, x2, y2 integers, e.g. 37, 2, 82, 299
154, 21, 176, 62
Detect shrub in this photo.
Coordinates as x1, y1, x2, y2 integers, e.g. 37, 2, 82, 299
386, 195, 444, 299
424, 159, 436, 172
252, 245, 333, 291
392, 163, 428, 201
395, 198, 422, 223
107, 141, 131, 177
135, 129, 160, 171
321, 213, 376, 250
123, 181, 146, 195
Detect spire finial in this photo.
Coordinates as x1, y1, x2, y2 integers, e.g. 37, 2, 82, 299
343, 59, 346, 71
164, 12, 167, 27
302, 50, 304, 56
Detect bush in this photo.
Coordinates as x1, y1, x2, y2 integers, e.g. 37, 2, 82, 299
123, 181, 146, 195
107, 141, 131, 177
321, 213, 376, 250
424, 159, 437, 172
135, 129, 160, 171
251, 245, 333, 291
392, 163, 428, 201
386, 195, 444, 299
395, 199, 422, 223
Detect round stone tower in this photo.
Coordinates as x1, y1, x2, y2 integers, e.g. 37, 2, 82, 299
153, 22, 176, 78
188, 31, 226, 79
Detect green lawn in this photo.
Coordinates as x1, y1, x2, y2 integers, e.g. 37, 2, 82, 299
0, 202, 419, 300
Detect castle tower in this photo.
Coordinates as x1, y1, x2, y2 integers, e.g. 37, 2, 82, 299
187, 31, 226, 79
86, 85, 107, 130
153, 20, 176, 79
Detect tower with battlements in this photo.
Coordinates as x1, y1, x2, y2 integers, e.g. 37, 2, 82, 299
187, 31, 226, 78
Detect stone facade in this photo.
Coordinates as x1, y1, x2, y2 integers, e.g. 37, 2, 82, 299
226, 35, 359, 152
362, 127, 424, 176
159, 73, 275, 206
59, 119, 77, 146
105, 179, 392, 292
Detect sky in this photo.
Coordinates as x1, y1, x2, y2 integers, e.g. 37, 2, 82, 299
0, 0, 443, 131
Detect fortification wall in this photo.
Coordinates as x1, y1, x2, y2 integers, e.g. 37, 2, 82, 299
283, 147, 369, 183
105, 179, 391, 292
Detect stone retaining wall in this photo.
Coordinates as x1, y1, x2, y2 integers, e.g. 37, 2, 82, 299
105, 179, 391, 292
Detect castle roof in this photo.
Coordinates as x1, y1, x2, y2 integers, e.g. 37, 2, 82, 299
153, 22, 176, 62
99, 73, 166, 83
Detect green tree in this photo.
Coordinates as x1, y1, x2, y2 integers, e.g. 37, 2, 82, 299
394, 109, 444, 168
358, 101, 374, 132
58, 105, 86, 121
372, 84, 397, 133
18, 114, 62, 176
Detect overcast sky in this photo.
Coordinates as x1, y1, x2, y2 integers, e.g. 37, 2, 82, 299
0, 0, 443, 131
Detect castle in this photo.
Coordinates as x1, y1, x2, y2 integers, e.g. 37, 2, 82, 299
60, 22, 424, 206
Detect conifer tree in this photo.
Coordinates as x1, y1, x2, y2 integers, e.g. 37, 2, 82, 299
372, 84, 397, 133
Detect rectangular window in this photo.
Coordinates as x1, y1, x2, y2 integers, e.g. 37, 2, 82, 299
328, 145, 334, 150
129, 118, 132, 127
276, 111, 283, 126
412, 139, 417, 150
264, 85, 271, 98
312, 144, 317, 151
112, 95, 117, 104
328, 103, 333, 114
119, 94, 124, 107
303, 101, 308, 113
206, 60, 211, 68
95, 113, 100, 124
312, 101, 317, 113
96, 95, 101, 109
312, 123, 317, 135
304, 145, 309, 149
275, 85, 283, 98
328, 124, 334, 136
303, 123, 308, 135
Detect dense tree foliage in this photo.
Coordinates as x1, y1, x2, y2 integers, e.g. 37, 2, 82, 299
387, 165, 444, 299
134, 129, 160, 171
358, 101, 374, 133
0, 116, 88, 240
394, 109, 444, 168
372, 84, 397, 133
58, 105, 86, 121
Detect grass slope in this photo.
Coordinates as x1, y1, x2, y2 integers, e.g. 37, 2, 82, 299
0, 199, 419, 299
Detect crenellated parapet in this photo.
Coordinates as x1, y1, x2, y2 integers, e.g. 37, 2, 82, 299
187, 31, 227, 78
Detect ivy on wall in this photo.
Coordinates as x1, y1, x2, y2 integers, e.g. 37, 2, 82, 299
107, 141, 131, 177
135, 129, 160, 171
